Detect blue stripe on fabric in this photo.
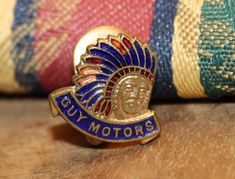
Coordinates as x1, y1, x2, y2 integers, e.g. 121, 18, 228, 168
149, 0, 179, 99
12, 0, 44, 93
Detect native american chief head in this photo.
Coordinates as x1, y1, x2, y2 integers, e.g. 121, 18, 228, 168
74, 33, 157, 121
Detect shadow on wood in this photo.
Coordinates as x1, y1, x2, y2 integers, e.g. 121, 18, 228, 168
50, 123, 146, 149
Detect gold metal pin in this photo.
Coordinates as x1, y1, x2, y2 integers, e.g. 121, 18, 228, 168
49, 26, 161, 145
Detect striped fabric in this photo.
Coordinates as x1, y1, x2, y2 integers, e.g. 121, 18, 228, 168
0, 0, 234, 98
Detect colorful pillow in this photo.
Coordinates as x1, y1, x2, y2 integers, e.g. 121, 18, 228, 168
0, 0, 234, 99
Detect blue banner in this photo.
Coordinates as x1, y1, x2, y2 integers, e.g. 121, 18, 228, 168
53, 92, 160, 142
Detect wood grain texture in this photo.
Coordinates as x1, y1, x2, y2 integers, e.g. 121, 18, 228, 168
0, 99, 234, 179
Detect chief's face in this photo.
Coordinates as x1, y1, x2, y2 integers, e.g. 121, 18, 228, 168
118, 76, 151, 117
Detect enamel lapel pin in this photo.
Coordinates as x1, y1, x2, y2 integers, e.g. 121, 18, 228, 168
49, 26, 161, 145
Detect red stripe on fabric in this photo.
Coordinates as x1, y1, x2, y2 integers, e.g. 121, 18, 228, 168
35, 0, 155, 92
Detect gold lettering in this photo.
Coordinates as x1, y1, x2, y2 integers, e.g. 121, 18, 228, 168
88, 122, 101, 134
61, 97, 71, 107
102, 127, 111, 136
124, 127, 132, 137
76, 111, 87, 123
67, 105, 77, 117
135, 126, 144, 136
113, 128, 121, 137
145, 121, 154, 132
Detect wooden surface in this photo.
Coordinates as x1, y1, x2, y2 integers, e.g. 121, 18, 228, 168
0, 98, 235, 179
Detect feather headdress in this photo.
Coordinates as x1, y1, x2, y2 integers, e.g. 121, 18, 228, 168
74, 33, 157, 118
